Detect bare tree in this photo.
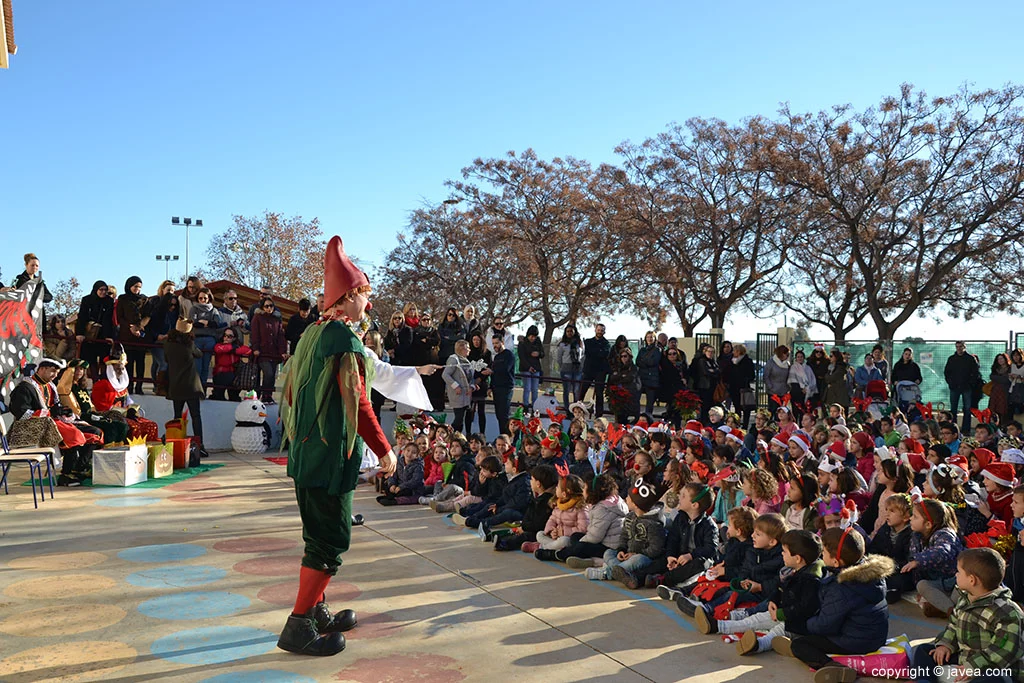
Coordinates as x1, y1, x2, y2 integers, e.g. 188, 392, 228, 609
49, 277, 82, 318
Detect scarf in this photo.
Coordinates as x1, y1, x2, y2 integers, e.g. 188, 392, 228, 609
106, 364, 130, 393
558, 496, 582, 511
194, 302, 214, 314
732, 354, 743, 365
772, 355, 791, 370
405, 316, 420, 328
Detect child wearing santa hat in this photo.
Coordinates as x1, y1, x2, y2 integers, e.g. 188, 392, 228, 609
980, 461, 1017, 525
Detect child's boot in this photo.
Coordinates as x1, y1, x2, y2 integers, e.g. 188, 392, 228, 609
534, 549, 557, 561
812, 665, 857, 683
694, 605, 718, 634
611, 566, 640, 589
736, 631, 758, 656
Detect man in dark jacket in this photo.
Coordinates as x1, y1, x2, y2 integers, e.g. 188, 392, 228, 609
489, 335, 517, 436
944, 341, 981, 434
286, 299, 315, 355
580, 324, 612, 417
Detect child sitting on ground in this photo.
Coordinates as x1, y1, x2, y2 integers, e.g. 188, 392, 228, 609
418, 443, 450, 503
494, 464, 558, 551
904, 498, 964, 618
377, 443, 424, 506
554, 473, 628, 568
569, 439, 595, 481
979, 462, 1017, 525
786, 527, 895, 683
586, 476, 665, 585
426, 438, 477, 510
1010, 485, 1024, 604
679, 513, 785, 622
531, 473, 589, 557
743, 468, 781, 514
711, 467, 744, 525
653, 483, 719, 598
450, 455, 505, 522
464, 454, 532, 539
780, 470, 819, 531
911, 547, 1024, 683
732, 530, 824, 655
868, 493, 914, 602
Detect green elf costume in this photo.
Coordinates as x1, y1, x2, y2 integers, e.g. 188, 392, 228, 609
276, 236, 396, 657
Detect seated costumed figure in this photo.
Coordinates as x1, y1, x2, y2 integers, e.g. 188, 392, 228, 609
59, 359, 130, 445
91, 344, 159, 441
8, 358, 96, 485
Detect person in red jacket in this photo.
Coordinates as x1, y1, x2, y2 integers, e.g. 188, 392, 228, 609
251, 298, 289, 404
92, 344, 132, 412
211, 327, 250, 401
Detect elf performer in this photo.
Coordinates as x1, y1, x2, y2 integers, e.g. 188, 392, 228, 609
277, 236, 398, 656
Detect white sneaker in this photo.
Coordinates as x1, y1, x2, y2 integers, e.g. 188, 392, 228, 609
585, 567, 608, 580
418, 496, 432, 505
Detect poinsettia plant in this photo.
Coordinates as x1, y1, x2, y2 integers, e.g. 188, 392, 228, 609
674, 390, 702, 419
606, 385, 634, 417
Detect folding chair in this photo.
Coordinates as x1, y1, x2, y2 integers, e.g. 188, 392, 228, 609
0, 413, 57, 508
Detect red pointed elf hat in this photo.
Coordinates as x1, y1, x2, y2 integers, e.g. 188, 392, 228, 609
324, 236, 370, 310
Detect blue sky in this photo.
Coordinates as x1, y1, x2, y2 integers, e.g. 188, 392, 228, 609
3, 1, 1023, 342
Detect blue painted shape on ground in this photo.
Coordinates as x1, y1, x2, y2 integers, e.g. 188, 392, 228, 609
96, 496, 162, 507
92, 488, 154, 495
139, 591, 250, 620
201, 671, 316, 683
126, 565, 227, 589
443, 509, 695, 630
150, 626, 277, 665
118, 543, 207, 563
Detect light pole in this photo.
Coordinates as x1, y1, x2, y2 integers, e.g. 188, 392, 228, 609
155, 254, 180, 280
171, 216, 203, 280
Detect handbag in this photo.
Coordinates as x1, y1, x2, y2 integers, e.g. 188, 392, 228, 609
713, 382, 728, 403
233, 359, 258, 391
84, 321, 101, 341
739, 388, 756, 408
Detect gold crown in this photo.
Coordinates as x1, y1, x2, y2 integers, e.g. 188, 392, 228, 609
128, 435, 148, 447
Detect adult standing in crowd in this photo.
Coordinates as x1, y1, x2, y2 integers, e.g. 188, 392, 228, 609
636, 331, 661, 417
989, 353, 1013, 428
308, 292, 325, 319
518, 325, 544, 409
485, 315, 514, 353
466, 331, 492, 435
1010, 348, 1024, 417
164, 318, 205, 447
116, 276, 148, 395
729, 343, 757, 427
411, 311, 444, 410
690, 343, 721, 421
489, 334, 516, 436
178, 276, 202, 319
75, 280, 115, 375
251, 296, 288, 404
143, 281, 178, 396
807, 343, 830, 406
460, 305, 481, 340
383, 311, 406, 365
854, 353, 884, 397
556, 323, 584, 409
437, 307, 465, 362
443, 339, 475, 434
189, 287, 225, 389
763, 344, 791, 413
659, 344, 688, 428
945, 340, 980, 434
608, 347, 641, 425
891, 347, 923, 385
822, 348, 851, 408
12, 253, 52, 332
580, 324, 611, 417
361, 330, 388, 420
248, 285, 281, 322
286, 298, 315, 355
787, 348, 816, 420
218, 290, 249, 338
717, 340, 734, 409
871, 344, 889, 381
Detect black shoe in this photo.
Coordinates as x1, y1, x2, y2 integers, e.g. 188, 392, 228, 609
312, 601, 357, 634
885, 589, 903, 604
676, 595, 700, 617
277, 613, 345, 656
134, 384, 145, 395
378, 498, 397, 506
57, 474, 81, 487
199, 447, 210, 459
351, 514, 364, 526
534, 549, 557, 562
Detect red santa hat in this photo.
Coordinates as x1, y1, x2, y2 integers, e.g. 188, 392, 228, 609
324, 236, 370, 311
981, 462, 1017, 488
684, 420, 704, 438
947, 454, 970, 473
826, 441, 847, 461
788, 432, 811, 455
726, 429, 745, 445
770, 433, 789, 450
972, 448, 996, 469
540, 437, 559, 451
851, 431, 874, 455
900, 451, 930, 474
903, 438, 926, 455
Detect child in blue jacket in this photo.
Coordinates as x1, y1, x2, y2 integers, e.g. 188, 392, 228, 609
464, 454, 531, 536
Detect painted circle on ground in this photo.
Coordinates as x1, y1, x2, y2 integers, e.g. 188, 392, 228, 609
4, 574, 118, 599
8, 551, 107, 571
117, 543, 207, 563
213, 536, 298, 554
126, 565, 227, 589
150, 626, 277, 665
15, 497, 90, 511
96, 496, 162, 507
343, 612, 398, 640
202, 672, 316, 683
167, 492, 231, 503
0, 641, 136, 682
232, 555, 303, 577
0, 603, 127, 636
334, 653, 465, 682
92, 487, 154, 495
256, 580, 361, 607
138, 591, 250, 620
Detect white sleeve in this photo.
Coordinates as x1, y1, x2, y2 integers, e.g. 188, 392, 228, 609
367, 349, 433, 412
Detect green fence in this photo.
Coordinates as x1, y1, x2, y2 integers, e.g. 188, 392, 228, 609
793, 340, 1008, 408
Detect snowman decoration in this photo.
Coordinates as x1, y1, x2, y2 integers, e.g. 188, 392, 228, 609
232, 391, 272, 453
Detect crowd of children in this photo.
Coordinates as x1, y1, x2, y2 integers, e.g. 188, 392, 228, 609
370, 402, 1024, 683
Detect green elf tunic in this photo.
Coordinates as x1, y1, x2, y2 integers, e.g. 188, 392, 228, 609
281, 319, 390, 574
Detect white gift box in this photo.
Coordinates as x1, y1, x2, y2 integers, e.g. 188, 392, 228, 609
93, 445, 149, 487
